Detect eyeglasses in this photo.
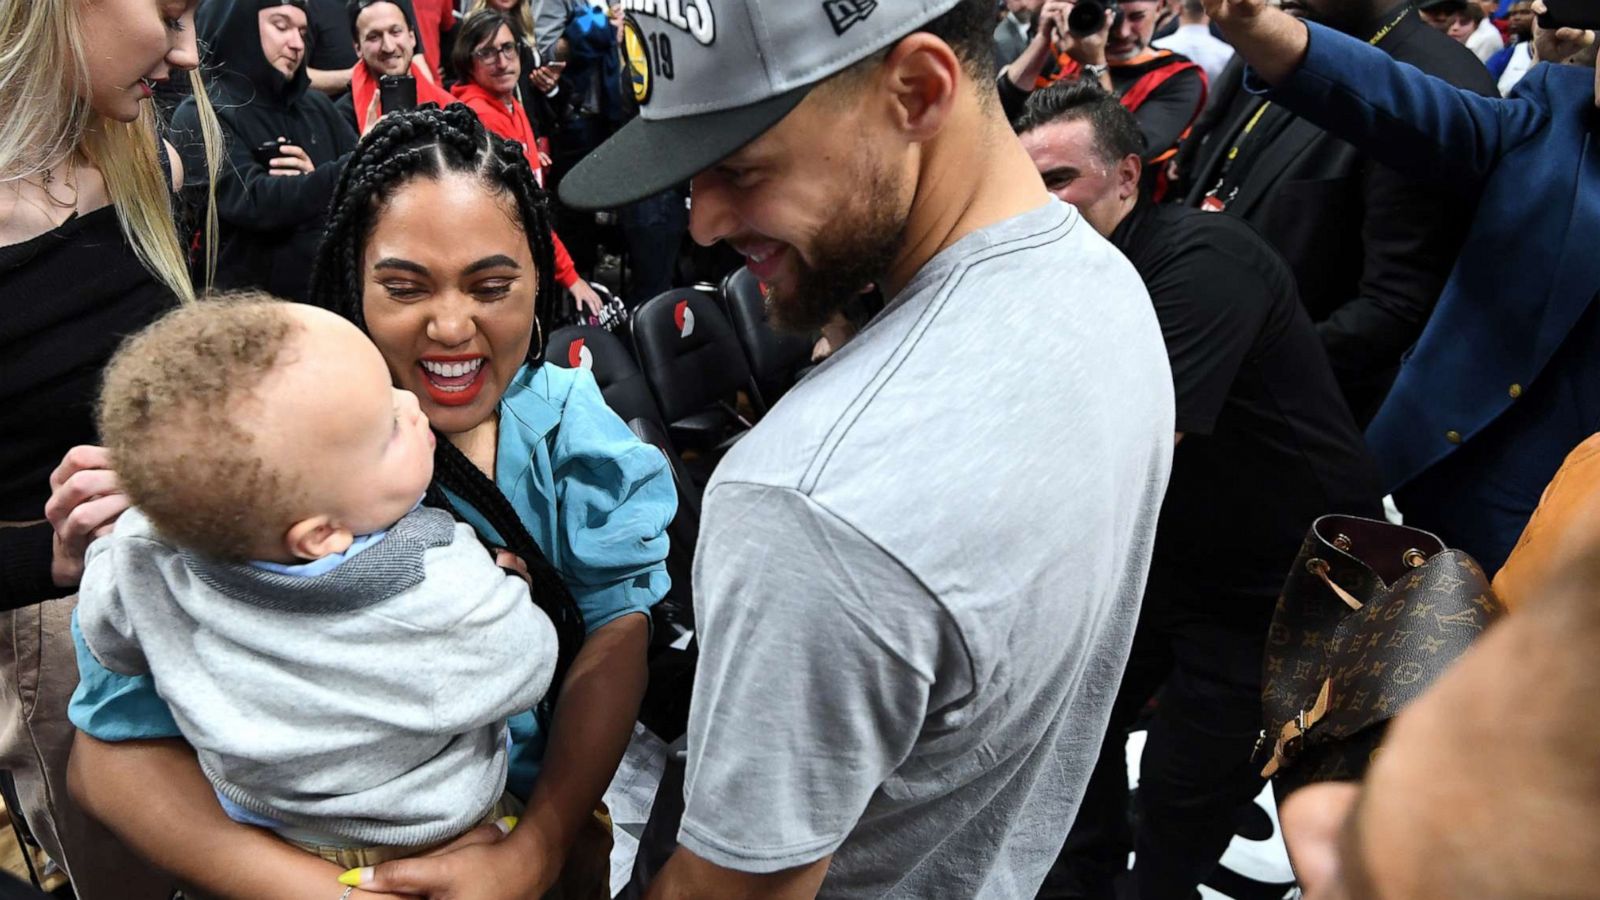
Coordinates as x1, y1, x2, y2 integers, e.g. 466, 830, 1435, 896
473, 41, 518, 64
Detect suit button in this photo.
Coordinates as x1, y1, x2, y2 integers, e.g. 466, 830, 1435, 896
1446, 430, 1463, 444
1509, 383, 1523, 398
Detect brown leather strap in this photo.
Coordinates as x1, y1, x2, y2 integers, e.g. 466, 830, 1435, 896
1262, 678, 1333, 778
1307, 559, 1365, 612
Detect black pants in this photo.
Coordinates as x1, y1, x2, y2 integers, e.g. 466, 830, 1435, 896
548, 115, 614, 278
1040, 567, 1277, 900
622, 186, 688, 304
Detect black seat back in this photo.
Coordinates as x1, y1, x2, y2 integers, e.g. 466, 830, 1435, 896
720, 267, 814, 406
545, 324, 663, 427
631, 288, 762, 425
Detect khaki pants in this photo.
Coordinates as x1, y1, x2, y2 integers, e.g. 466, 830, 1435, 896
0, 595, 177, 900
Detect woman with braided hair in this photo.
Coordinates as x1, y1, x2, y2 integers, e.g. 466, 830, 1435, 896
66, 105, 676, 900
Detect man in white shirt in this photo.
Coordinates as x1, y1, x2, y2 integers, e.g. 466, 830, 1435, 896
1153, 0, 1235, 84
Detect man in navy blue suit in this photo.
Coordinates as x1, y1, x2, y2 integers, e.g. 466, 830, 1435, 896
1201, 0, 1600, 572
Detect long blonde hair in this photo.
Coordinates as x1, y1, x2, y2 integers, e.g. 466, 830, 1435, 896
470, 0, 537, 47
0, 0, 223, 302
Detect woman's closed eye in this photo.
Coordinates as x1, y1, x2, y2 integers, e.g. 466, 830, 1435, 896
378, 279, 428, 301
471, 278, 516, 300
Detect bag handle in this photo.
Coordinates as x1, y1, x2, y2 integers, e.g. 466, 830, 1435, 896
1261, 678, 1333, 778
1306, 559, 1365, 612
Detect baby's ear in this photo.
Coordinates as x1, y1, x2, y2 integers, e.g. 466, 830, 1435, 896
284, 516, 355, 562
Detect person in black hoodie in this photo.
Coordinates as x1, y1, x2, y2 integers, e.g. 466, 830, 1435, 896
171, 0, 358, 303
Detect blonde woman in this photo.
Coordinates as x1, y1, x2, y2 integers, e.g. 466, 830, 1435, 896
0, 0, 219, 896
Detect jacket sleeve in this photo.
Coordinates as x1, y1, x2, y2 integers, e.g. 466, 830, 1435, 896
551, 231, 579, 289
0, 523, 56, 612
533, 0, 570, 59
550, 370, 675, 634
1258, 20, 1549, 182
1313, 157, 1472, 386
210, 119, 351, 232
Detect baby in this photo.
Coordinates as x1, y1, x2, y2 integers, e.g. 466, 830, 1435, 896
77, 296, 556, 863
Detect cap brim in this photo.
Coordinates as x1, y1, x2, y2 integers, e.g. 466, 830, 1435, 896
558, 84, 813, 211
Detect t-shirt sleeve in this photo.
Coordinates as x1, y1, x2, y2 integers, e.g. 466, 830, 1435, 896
677, 483, 954, 873
1144, 234, 1271, 436
550, 370, 676, 633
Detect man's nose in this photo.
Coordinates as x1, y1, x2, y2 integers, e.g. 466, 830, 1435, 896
688, 176, 737, 249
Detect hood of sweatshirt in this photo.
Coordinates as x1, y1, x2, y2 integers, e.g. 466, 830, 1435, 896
198, 0, 311, 106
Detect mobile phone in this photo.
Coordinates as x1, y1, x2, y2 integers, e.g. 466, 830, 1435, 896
378, 73, 417, 113
545, 60, 567, 73
1537, 0, 1600, 30
251, 138, 287, 166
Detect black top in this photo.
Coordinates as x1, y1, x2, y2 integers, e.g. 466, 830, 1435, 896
307, 0, 358, 72
0, 206, 179, 609
307, 0, 421, 76
172, 0, 359, 303
1177, 4, 1498, 423
1110, 200, 1384, 595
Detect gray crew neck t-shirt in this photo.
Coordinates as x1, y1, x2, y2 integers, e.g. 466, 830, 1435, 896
678, 200, 1175, 898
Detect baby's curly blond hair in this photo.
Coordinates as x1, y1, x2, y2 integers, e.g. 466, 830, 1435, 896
98, 294, 303, 560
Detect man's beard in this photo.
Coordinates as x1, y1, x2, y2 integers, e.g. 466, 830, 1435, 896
764, 154, 909, 334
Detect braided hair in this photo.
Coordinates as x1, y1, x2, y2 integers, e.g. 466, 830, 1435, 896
308, 104, 584, 703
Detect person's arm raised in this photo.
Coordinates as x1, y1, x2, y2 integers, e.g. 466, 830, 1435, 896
1202, 0, 1309, 85
1205, 0, 1545, 180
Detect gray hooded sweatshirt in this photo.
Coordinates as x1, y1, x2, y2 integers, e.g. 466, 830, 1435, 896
77, 505, 557, 848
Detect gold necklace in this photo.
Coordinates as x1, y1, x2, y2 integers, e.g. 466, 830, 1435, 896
36, 162, 80, 211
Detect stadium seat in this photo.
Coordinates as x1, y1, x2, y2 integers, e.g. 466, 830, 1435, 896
719, 267, 815, 407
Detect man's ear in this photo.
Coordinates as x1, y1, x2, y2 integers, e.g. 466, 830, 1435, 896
881, 33, 964, 142
1118, 153, 1144, 200
284, 516, 355, 562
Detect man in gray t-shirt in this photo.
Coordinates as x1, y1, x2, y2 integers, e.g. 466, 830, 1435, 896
561, 2, 1174, 897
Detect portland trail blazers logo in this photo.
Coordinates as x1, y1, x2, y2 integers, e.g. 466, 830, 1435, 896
824, 0, 878, 35
567, 338, 594, 371
674, 300, 696, 338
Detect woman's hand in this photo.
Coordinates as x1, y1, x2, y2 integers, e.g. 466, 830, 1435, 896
494, 549, 532, 584
568, 281, 605, 318
341, 822, 554, 900
268, 143, 316, 176
44, 445, 129, 588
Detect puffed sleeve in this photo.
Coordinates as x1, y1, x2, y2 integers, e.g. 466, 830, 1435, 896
68, 611, 182, 741
549, 371, 677, 634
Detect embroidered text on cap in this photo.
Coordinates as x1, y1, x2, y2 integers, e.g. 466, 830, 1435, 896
622, 0, 715, 45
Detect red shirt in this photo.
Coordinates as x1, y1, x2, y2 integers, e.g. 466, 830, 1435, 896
410, 0, 454, 83
452, 82, 581, 289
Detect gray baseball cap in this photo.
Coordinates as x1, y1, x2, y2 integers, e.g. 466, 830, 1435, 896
558, 0, 966, 211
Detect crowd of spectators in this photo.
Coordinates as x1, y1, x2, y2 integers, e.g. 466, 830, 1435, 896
3, 0, 1600, 898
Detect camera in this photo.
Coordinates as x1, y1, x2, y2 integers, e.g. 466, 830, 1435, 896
1067, 0, 1124, 37
250, 138, 288, 167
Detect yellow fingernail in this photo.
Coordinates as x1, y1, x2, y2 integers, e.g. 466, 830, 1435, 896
338, 867, 371, 887
499, 815, 519, 832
